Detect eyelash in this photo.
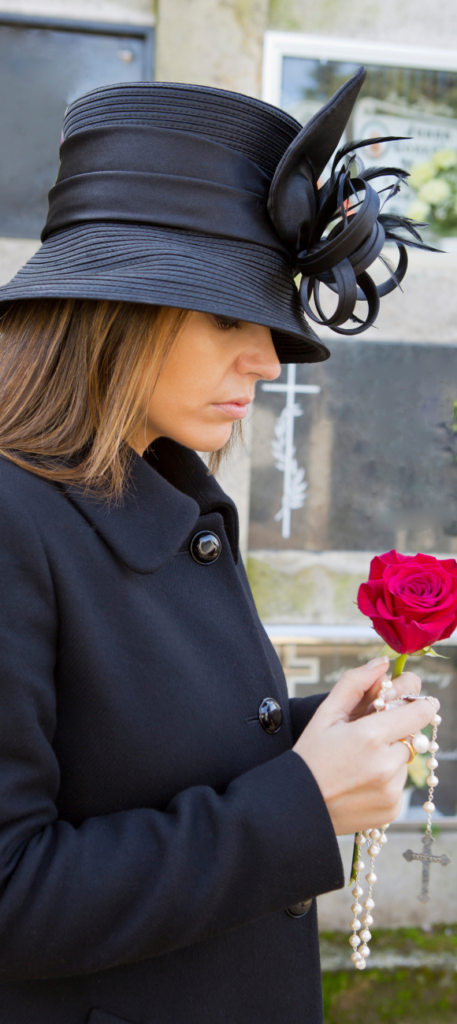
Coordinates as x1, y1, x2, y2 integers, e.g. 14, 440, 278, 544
214, 316, 241, 331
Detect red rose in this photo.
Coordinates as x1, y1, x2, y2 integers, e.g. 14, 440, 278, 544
357, 549, 457, 654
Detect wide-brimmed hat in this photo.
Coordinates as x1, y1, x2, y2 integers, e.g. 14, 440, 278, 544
0, 69, 430, 362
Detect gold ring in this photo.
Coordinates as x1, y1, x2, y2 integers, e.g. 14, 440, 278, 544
399, 738, 416, 764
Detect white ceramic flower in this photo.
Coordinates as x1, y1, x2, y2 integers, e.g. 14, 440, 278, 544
408, 159, 435, 190
407, 199, 430, 222
419, 177, 451, 204
433, 148, 457, 171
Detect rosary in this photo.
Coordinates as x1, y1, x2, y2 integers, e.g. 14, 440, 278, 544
348, 686, 451, 970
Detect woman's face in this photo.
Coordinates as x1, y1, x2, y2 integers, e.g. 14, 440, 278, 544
131, 311, 281, 454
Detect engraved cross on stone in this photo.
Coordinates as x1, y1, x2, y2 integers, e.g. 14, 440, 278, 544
261, 365, 320, 539
403, 833, 451, 903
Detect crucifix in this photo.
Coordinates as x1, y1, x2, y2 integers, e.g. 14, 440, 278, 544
261, 364, 321, 539
403, 833, 451, 903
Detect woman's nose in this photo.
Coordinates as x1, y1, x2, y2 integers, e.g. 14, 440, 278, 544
238, 324, 281, 381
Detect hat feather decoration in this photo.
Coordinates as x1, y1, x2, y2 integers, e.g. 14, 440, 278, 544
268, 67, 439, 335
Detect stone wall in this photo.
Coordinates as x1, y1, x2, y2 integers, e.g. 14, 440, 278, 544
156, 0, 268, 98
267, 0, 457, 48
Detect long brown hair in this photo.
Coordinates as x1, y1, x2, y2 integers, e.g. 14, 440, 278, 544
0, 298, 192, 499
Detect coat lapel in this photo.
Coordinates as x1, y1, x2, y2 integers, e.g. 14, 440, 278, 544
63, 439, 239, 574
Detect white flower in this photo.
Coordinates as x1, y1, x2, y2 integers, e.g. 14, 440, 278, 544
433, 148, 457, 171
419, 177, 451, 205
407, 199, 430, 222
408, 160, 435, 190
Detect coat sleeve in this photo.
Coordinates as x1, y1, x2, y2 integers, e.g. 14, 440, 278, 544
289, 694, 329, 743
0, 494, 344, 981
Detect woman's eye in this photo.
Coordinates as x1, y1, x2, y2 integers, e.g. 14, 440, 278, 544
213, 316, 241, 331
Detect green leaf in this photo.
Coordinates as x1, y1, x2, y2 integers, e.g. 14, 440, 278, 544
378, 644, 401, 658
423, 646, 448, 659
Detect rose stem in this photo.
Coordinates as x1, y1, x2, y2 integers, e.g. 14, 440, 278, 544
392, 652, 408, 679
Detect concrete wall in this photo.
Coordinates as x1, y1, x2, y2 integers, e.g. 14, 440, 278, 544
268, 0, 457, 48
0, 0, 154, 25
155, 0, 269, 98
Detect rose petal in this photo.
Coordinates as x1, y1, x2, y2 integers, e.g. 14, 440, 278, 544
394, 614, 457, 653
438, 618, 457, 640
436, 557, 457, 574
357, 581, 382, 616
369, 615, 405, 653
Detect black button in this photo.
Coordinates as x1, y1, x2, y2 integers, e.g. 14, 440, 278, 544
258, 698, 282, 734
286, 898, 313, 919
190, 531, 222, 564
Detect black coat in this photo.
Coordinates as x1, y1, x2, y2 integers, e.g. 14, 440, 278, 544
0, 438, 344, 1024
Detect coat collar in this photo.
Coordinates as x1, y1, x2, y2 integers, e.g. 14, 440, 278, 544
64, 438, 239, 574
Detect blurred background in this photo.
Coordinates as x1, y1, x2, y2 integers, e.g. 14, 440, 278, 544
0, 1, 456, 1019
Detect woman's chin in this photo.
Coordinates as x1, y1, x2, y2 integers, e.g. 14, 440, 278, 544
172, 426, 234, 453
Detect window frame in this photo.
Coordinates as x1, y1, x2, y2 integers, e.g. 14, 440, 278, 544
262, 31, 457, 109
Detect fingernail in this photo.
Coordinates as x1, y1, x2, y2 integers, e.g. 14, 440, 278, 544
367, 656, 390, 669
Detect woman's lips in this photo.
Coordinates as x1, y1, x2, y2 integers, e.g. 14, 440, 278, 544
212, 399, 251, 419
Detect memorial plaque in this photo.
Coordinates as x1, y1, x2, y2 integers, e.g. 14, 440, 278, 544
249, 340, 457, 553
0, 16, 154, 238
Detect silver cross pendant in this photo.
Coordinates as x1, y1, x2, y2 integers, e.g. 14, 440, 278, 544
403, 833, 451, 903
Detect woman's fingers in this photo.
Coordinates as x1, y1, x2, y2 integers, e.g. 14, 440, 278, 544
386, 670, 422, 702
321, 657, 390, 719
372, 694, 438, 745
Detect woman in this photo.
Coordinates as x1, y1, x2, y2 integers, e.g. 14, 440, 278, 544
0, 72, 435, 1024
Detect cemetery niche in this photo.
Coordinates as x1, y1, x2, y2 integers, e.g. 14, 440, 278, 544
247, 341, 457, 625
249, 340, 457, 553
0, 15, 154, 238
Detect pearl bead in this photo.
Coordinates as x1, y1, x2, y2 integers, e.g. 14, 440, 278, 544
380, 833, 388, 845
366, 871, 377, 884
349, 934, 361, 947
355, 834, 366, 846
423, 800, 435, 814
360, 928, 372, 942
351, 950, 362, 964
427, 757, 438, 769
431, 714, 442, 727
355, 958, 367, 969
368, 844, 381, 857
362, 829, 372, 838
412, 732, 430, 754
426, 774, 439, 787
364, 897, 375, 909
352, 902, 362, 915
354, 860, 365, 872
371, 829, 381, 841
351, 919, 361, 931
382, 678, 394, 690
359, 943, 370, 957
373, 697, 386, 710
362, 913, 374, 926
352, 884, 363, 897
429, 741, 439, 753
382, 823, 390, 830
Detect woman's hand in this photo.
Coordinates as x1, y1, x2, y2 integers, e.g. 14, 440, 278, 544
293, 658, 438, 835
347, 655, 422, 721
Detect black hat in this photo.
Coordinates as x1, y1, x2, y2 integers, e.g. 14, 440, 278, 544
0, 68, 430, 362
